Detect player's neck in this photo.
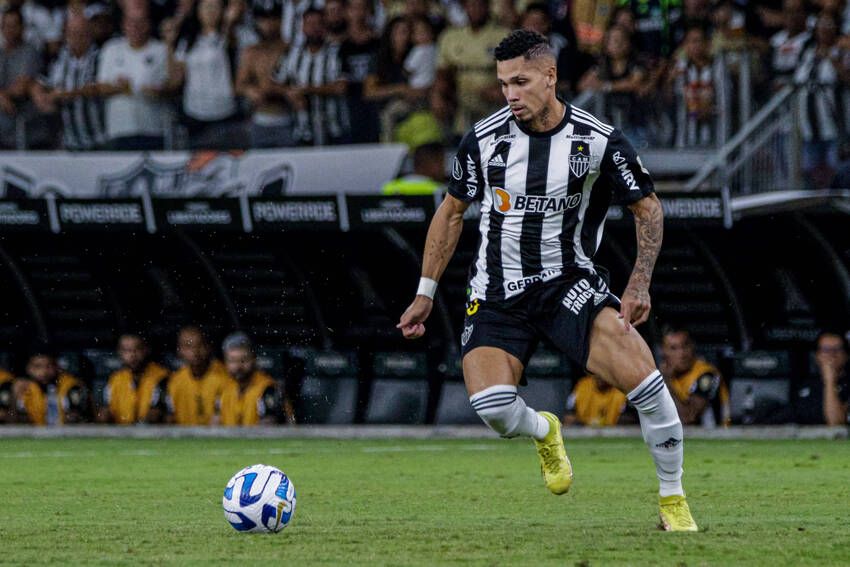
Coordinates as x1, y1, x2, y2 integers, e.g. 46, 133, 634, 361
527, 100, 566, 133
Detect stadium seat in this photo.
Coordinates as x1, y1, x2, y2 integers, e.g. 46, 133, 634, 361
363, 352, 429, 424
729, 351, 791, 423
433, 358, 479, 425
296, 350, 358, 424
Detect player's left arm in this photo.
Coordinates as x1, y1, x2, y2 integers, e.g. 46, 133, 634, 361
601, 128, 662, 331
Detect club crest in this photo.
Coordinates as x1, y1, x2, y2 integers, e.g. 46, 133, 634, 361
568, 148, 590, 178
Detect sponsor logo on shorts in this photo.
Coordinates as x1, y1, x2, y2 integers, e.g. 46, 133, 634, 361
505, 268, 561, 292
561, 278, 594, 315
493, 188, 581, 214
461, 324, 474, 346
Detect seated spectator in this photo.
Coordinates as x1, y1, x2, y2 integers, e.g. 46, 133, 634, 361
405, 17, 437, 91
392, 84, 457, 147
794, 12, 849, 189
234, 4, 293, 148
381, 141, 445, 195
564, 374, 632, 426
276, 8, 350, 145
30, 10, 106, 151
435, 0, 508, 137
167, 0, 245, 149
659, 327, 730, 427
95, 3, 170, 150
166, 325, 234, 425
0, 7, 41, 150
363, 16, 415, 141
97, 333, 170, 425
14, 348, 90, 425
579, 24, 648, 146
220, 332, 294, 426
769, 0, 810, 90
338, 0, 380, 143
0, 365, 14, 423
668, 25, 719, 148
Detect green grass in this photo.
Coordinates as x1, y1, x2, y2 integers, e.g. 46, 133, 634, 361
1, 437, 848, 566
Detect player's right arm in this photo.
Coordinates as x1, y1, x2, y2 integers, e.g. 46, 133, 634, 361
397, 131, 484, 339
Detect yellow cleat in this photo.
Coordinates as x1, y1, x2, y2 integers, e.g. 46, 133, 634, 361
658, 495, 698, 532
533, 411, 573, 495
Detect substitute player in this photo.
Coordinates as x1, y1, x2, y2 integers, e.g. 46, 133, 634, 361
98, 333, 170, 424
397, 30, 697, 531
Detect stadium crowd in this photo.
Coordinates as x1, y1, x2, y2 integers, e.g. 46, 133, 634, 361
0, 325, 846, 426
3, 0, 850, 174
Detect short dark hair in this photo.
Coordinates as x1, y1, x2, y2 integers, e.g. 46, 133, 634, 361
494, 29, 552, 62
523, 2, 551, 19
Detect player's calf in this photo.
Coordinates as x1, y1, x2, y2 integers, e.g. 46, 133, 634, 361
469, 385, 549, 439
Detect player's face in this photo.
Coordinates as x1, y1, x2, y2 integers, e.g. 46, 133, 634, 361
225, 347, 256, 381
662, 332, 696, 374
496, 56, 555, 124
178, 329, 210, 368
27, 355, 58, 385
118, 336, 148, 372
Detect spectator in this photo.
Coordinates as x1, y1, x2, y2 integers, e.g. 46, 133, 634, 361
405, 17, 436, 91
324, 0, 348, 44
5, 0, 64, 57
435, 0, 508, 136
392, 84, 456, 147
363, 16, 414, 140
84, 2, 116, 47
14, 349, 90, 425
571, 0, 616, 54
338, 0, 380, 143
96, 3, 170, 150
381, 141, 445, 194
166, 325, 234, 425
769, 0, 810, 90
0, 7, 41, 150
97, 333, 170, 425
669, 25, 719, 147
564, 374, 632, 426
220, 332, 294, 426
277, 8, 349, 145
618, 0, 683, 62
794, 12, 849, 189
0, 365, 14, 423
279, 0, 324, 47
521, 2, 586, 94
167, 0, 245, 149
234, 4, 293, 148
815, 330, 849, 425
579, 24, 648, 146
659, 327, 730, 427
30, 10, 107, 151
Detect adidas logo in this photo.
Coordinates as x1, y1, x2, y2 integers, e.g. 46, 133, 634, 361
592, 291, 607, 306
488, 154, 506, 167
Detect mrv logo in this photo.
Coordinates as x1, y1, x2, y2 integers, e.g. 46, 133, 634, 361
493, 188, 581, 213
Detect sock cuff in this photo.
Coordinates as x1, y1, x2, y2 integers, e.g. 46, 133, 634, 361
627, 370, 664, 405
470, 385, 518, 412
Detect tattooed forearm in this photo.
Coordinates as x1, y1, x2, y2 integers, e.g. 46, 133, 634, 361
628, 193, 663, 290
421, 196, 467, 281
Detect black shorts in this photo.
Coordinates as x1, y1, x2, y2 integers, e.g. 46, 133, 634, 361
460, 269, 621, 375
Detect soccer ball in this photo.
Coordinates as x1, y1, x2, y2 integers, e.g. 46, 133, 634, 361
222, 464, 296, 533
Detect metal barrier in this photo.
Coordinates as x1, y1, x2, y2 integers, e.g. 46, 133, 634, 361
684, 85, 802, 194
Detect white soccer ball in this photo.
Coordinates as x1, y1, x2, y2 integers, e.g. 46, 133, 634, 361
222, 464, 296, 533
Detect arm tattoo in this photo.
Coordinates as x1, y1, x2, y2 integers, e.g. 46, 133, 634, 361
630, 196, 663, 291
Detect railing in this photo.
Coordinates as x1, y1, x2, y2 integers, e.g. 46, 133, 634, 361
684, 85, 802, 194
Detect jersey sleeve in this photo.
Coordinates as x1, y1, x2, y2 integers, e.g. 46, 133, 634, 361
688, 372, 721, 401
446, 130, 485, 203
600, 128, 654, 205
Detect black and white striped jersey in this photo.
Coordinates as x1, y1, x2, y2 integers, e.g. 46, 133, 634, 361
46, 45, 106, 151
447, 102, 654, 303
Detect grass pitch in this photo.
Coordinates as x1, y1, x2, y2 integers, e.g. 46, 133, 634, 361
1, 436, 848, 566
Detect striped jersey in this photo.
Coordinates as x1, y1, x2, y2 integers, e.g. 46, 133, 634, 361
447, 102, 654, 302
46, 45, 106, 150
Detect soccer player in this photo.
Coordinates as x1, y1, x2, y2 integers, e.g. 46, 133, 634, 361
563, 374, 631, 426
166, 326, 234, 425
14, 349, 90, 425
397, 30, 697, 531
98, 333, 170, 424
219, 332, 294, 426
659, 327, 730, 427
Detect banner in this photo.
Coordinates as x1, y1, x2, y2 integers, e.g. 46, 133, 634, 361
0, 145, 407, 198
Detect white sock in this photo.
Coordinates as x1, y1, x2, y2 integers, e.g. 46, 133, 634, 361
628, 371, 684, 497
469, 385, 550, 440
